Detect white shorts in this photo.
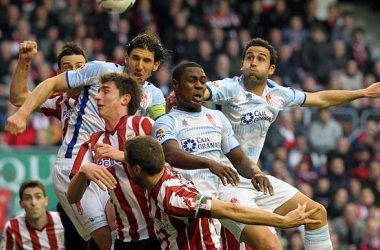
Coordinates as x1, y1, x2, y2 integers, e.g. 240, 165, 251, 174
52, 158, 110, 241
219, 175, 298, 241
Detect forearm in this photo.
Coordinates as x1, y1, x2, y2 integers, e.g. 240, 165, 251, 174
232, 157, 261, 179
212, 201, 286, 228
18, 74, 67, 117
10, 60, 31, 107
67, 171, 88, 204
305, 89, 366, 108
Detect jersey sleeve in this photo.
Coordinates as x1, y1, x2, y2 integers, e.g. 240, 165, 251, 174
39, 93, 62, 119
148, 87, 166, 119
206, 77, 240, 105
70, 138, 94, 176
2, 221, 16, 250
164, 185, 212, 219
218, 111, 240, 154
65, 61, 111, 89
152, 115, 177, 144
281, 86, 307, 107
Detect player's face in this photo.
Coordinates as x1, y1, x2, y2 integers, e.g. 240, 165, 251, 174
173, 67, 207, 112
57, 55, 86, 74
124, 48, 160, 85
19, 187, 48, 221
241, 46, 275, 86
95, 81, 129, 120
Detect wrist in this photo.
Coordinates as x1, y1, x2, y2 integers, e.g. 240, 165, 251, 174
19, 58, 32, 65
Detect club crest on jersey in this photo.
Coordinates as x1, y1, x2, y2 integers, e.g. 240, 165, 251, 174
240, 110, 273, 125
265, 94, 273, 106
206, 113, 216, 126
210, 81, 220, 88
246, 93, 253, 101
155, 128, 166, 141
140, 94, 148, 108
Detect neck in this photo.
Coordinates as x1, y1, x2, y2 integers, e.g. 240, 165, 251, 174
104, 111, 128, 131
177, 103, 201, 113
144, 167, 165, 192
27, 212, 48, 230
242, 76, 267, 96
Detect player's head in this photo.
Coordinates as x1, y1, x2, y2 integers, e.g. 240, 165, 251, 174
125, 136, 165, 187
97, 72, 142, 119
124, 31, 171, 85
241, 38, 277, 85
19, 180, 48, 220
57, 42, 87, 74
172, 61, 206, 112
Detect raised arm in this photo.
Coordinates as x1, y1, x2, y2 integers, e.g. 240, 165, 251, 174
5, 73, 68, 135
304, 82, 380, 108
211, 199, 321, 229
226, 147, 274, 195
162, 140, 239, 186
9, 41, 37, 107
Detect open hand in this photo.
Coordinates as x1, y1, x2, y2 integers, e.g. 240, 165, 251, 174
81, 163, 117, 191
281, 203, 321, 228
251, 173, 274, 196
209, 163, 240, 186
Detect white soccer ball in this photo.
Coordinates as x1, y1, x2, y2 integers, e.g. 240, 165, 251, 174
97, 0, 136, 13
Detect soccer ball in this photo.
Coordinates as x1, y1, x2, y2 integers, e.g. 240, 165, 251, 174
97, 0, 136, 13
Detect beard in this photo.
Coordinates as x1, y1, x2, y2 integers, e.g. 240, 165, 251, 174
243, 72, 266, 86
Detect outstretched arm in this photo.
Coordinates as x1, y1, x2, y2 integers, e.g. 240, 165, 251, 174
211, 199, 321, 229
5, 73, 68, 135
304, 82, 380, 108
10, 41, 37, 107
162, 140, 240, 186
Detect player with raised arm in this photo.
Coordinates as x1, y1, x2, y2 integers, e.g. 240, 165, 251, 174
66, 73, 160, 249
121, 136, 321, 250
1, 180, 65, 250
8, 40, 104, 250
202, 38, 380, 249
5, 32, 170, 250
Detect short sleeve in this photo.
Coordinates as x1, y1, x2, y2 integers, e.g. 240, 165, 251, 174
282, 87, 306, 107
206, 77, 241, 105
152, 115, 177, 144
65, 61, 112, 89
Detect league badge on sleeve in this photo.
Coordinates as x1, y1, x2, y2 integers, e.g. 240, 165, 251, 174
155, 128, 166, 141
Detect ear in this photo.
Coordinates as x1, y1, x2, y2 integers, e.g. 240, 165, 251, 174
122, 94, 131, 106
124, 55, 129, 65
268, 64, 275, 76
133, 165, 142, 175
44, 197, 49, 207
240, 60, 244, 71
172, 79, 179, 91
57, 68, 62, 74
19, 199, 24, 209
152, 61, 160, 73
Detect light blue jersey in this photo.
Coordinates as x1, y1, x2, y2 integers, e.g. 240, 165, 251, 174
153, 107, 240, 192
207, 76, 306, 163
59, 61, 165, 160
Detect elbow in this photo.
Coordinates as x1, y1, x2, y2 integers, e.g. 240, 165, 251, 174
9, 97, 24, 107
67, 194, 79, 204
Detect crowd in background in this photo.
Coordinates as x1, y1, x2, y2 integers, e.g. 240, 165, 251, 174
1, 0, 380, 249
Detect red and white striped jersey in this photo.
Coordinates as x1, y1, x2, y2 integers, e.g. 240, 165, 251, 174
40, 92, 78, 137
71, 115, 156, 242
149, 165, 221, 250
1, 211, 65, 250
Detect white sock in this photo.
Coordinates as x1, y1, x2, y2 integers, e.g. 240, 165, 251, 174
111, 230, 117, 250
304, 224, 332, 250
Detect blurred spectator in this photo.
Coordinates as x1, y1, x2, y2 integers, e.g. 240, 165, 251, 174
274, 44, 300, 87
262, 0, 291, 35
327, 136, 351, 167
173, 25, 198, 63
282, 15, 308, 56
197, 40, 215, 78
153, 66, 172, 98
330, 40, 351, 72
338, 59, 364, 91
225, 38, 241, 76
206, 0, 240, 37
243, 0, 266, 38
209, 53, 230, 80
357, 188, 376, 219
360, 218, 380, 250
301, 24, 332, 84
309, 108, 343, 154
332, 11, 356, 45
333, 203, 365, 248
288, 135, 311, 170
131, 0, 156, 31
314, 176, 332, 208
348, 145, 372, 180
286, 230, 304, 250
327, 188, 348, 219
347, 177, 362, 204
326, 157, 348, 190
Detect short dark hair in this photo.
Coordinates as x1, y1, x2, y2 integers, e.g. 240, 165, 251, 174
19, 180, 46, 200
99, 72, 142, 115
172, 61, 202, 82
124, 136, 165, 175
57, 42, 88, 69
125, 31, 171, 66
242, 38, 278, 66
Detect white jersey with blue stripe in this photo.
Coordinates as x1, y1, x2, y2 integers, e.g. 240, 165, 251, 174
207, 76, 306, 163
153, 107, 240, 188
58, 61, 164, 160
